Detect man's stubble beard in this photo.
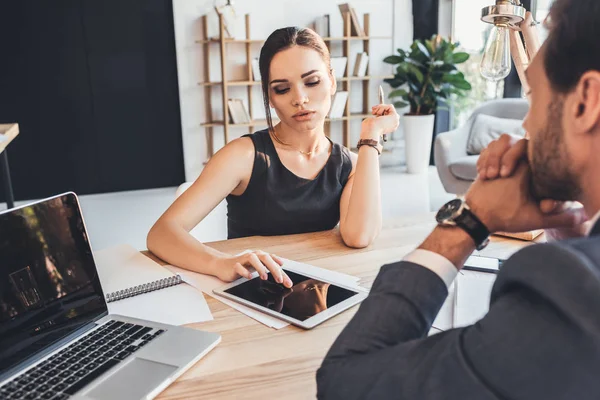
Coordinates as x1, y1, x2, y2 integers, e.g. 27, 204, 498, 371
530, 97, 582, 202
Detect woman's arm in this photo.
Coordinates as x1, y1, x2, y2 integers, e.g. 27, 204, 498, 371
339, 105, 399, 248
146, 137, 292, 286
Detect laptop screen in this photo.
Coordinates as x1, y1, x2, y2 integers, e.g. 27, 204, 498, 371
0, 193, 107, 374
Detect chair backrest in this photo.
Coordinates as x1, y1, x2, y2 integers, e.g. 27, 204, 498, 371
464, 98, 529, 134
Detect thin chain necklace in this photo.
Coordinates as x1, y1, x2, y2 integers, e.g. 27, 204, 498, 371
270, 127, 321, 156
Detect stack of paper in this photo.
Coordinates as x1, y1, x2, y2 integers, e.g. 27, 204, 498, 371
167, 257, 362, 329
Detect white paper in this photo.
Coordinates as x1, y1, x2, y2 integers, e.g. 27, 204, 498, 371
95, 244, 213, 325
453, 271, 496, 328
108, 284, 213, 326
94, 244, 175, 294
166, 257, 362, 329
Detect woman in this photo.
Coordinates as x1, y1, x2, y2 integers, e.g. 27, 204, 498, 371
147, 27, 399, 287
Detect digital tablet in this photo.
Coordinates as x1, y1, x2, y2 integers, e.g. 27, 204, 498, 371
213, 269, 368, 329
463, 255, 502, 274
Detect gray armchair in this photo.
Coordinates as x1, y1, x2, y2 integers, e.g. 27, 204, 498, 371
434, 98, 529, 194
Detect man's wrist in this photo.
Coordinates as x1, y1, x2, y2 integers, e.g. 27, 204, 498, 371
464, 196, 496, 233
418, 225, 477, 270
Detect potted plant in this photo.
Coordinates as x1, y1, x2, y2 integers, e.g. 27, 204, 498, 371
384, 35, 472, 174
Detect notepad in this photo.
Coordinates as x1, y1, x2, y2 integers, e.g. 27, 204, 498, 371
95, 245, 183, 302
94, 244, 213, 325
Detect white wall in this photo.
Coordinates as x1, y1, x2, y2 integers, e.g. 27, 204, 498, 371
172, 0, 414, 181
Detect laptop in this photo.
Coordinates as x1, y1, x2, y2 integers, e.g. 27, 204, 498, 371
0, 192, 221, 400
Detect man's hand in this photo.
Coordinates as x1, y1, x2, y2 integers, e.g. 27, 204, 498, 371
471, 134, 587, 234
466, 162, 584, 234
477, 134, 527, 180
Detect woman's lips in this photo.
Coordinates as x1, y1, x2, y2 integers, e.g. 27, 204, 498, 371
292, 111, 316, 121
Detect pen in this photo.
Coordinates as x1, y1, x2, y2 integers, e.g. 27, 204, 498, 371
378, 85, 388, 142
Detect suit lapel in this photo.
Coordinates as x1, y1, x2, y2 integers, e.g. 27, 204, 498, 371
590, 220, 600, 237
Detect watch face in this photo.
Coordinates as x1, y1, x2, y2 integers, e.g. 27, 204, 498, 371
436, 199, 463, 223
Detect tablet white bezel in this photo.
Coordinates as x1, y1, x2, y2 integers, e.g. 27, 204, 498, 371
213, 269, 368, 329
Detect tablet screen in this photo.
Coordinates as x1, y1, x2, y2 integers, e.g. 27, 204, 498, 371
223, 270, 358, 321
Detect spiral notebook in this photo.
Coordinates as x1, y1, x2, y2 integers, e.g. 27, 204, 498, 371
94, 244, 213, 325
95, 246, 184, 303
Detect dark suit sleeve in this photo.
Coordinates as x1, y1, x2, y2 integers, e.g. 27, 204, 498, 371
317, 244, 600, 400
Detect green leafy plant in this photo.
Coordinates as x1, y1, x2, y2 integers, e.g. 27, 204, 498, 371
383, 35, 472, 116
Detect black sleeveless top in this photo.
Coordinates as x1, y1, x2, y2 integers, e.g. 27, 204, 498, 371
226, 129, 353, 239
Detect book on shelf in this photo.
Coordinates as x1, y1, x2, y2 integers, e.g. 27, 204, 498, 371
313, 14, 330, 37
227, 99, 251, 124
251, 58, 261, 81
328, 91, 349, 119
214, 5, 237, 39
353, 52, 369, 77
330, 57, 348, 79
338, 3, 365, 37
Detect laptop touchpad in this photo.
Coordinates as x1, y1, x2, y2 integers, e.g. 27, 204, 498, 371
86, 358, 177, 400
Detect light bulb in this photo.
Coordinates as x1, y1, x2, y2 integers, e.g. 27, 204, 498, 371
480, 24, 511, 82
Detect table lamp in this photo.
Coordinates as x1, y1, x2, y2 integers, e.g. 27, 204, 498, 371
480, 0, 541, 93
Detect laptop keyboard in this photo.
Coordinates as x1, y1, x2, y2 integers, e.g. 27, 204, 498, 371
0, 320, 165, 400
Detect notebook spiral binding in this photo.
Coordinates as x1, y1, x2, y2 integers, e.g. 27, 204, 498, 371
105, 275, 183, 303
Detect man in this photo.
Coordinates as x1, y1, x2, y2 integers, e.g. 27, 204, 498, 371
316, 0, 600, 399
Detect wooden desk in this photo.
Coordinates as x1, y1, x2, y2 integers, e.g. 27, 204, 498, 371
0, 123, 19, 209
156, 215, 534, 399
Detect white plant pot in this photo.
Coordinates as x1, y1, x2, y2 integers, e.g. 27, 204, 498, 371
402, 114, 435, 174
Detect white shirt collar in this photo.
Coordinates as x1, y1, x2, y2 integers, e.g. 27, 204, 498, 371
585, 210, 600, 236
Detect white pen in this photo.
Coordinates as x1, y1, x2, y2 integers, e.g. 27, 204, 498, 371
378, 85, 388, 142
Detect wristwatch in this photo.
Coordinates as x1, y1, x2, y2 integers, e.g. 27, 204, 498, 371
435, 198, 490, 250
356, 138, 382, 155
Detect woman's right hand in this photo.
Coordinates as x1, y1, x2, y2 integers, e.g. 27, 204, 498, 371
211, 250, 293, 288
360, 104, 400, 140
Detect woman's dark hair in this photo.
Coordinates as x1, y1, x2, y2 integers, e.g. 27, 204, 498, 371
544, 0, 600, 93
259, 27, 331, 133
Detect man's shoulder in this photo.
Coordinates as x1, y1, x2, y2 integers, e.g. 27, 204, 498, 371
504, 235, 600, 275
494, 235, 600, 319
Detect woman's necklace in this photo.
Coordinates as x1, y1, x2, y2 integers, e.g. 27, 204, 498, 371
271, 127, 320, 156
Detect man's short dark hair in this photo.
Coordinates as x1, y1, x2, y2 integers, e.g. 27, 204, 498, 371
545, 0, 600, 93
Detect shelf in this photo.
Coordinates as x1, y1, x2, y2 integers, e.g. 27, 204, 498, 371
199, 76, 392, 87
196, 36, 391, 44
201, 113, 373, 128
195, 38, 264, 44
198, 80, 261, 87
323, 36, 391, 41
338, 75, 393, 81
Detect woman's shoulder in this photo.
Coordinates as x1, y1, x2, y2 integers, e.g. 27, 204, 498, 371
335, 143, 357, 167
210, 129, 271, 167
210, 136, 255, 169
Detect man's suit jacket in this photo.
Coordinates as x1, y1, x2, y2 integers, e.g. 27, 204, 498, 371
317, 223, 600, 399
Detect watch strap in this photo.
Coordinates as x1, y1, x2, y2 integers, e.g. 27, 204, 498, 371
454, 208, 490, 250
356, 139, 382, 155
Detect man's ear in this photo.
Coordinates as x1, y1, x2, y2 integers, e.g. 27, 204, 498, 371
573, 71, 600, 134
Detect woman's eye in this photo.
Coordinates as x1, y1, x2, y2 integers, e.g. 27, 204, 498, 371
306, 80, 321, 87
273, 87, 290, 95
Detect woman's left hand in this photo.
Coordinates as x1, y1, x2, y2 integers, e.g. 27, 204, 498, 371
360, 104, 400, 140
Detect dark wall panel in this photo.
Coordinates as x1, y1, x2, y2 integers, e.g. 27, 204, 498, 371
0, 0, 184, 202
